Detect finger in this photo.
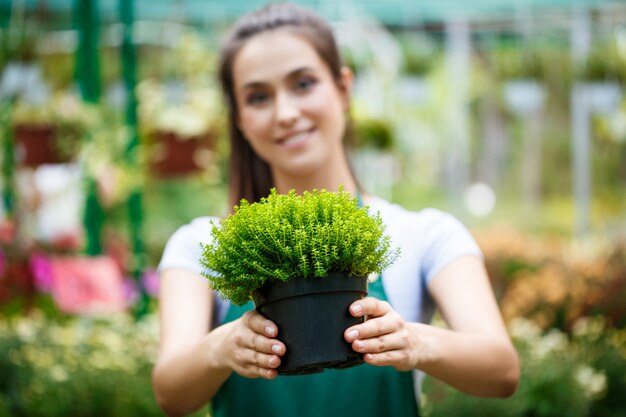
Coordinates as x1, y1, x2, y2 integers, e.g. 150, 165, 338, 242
243, 330, 286, 356
237, 363, 279, 380
362, 350, 411, 370
345, 315, 402, 341
242, 310, 279, 338
234, 347, 282, 369
349, 297, 390, 318
351, 334, 403, 354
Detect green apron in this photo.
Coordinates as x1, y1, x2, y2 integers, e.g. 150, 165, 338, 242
211, 275, 420, 417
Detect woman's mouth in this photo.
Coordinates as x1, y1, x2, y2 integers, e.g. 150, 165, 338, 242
277, 128, 315, 149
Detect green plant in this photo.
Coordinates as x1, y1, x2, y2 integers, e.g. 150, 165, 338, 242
200, 188, 398, 305
354, 117, 394, 151
0, 312, 208, 417
421, 317, 623, 417
492, 47, 545, 80
581, 42, 626, 84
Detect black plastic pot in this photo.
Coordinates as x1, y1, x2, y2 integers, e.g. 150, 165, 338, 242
252, 272, 368, 375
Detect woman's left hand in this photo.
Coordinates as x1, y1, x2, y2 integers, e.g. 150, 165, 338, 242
344, 297, 421, 371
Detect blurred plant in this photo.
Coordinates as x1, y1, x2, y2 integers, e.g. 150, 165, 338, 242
397, 33, 438, 76
421, 317, 626, 417
10, 92, 100, 162
0, 23, 39, 66
79, 110, 143, 208
0, 312, 208, 417
354, 117, 394, 151
593, 101, 626, 187
474, 224, 560, 299
0, 222, 81, 318
492, 47, 545, 80
475, 226, 626, 331
137, 78, 220, 139
136, 33, 223, 178
581, 41, 626, 84
137, 31, 221, 139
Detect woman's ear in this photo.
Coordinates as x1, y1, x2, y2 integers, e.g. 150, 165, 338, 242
338, 66, 353, 112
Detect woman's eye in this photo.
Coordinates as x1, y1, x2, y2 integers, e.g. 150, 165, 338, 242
294, 77, 316, 92
247, 92, 269, 105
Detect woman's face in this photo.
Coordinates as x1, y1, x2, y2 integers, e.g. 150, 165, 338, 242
232, 29, 351, 178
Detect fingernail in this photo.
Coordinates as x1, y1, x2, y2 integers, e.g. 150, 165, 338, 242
351, 304, 362, 314
265, 326, 275, 337
354, 340, 364, 350
346, 329, 358, 341
272, 344, 282, 354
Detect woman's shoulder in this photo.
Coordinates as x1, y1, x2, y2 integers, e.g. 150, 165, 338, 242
158, 216, 220, 274
176, 216, 218, 233
366, 195, 460, 231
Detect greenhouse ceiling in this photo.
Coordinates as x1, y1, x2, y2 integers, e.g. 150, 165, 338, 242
3, 0, 626, 27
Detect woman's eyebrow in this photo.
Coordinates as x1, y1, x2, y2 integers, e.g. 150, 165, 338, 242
241, 66, 316, 90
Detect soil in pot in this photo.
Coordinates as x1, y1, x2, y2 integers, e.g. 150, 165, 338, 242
252, 272, 368, 375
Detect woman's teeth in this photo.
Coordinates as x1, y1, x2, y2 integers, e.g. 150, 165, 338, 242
282, 131, 310, 146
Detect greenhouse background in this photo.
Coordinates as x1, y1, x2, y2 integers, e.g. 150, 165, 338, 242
1, 0, 626, 416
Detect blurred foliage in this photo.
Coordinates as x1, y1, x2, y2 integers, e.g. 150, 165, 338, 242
397, 33, 438, 76
0, 24, 39, 65
581, 41, 626, 83
475, 227, 626, 330
491, 46, 547, 80
0, 312, 208, 417
354, 117, 394, 151
10, 93, 101, 162
422, 316, 626, 417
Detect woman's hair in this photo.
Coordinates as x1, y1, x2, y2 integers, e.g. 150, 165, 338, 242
218, 2, 356, 209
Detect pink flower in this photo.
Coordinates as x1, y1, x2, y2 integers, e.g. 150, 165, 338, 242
51, 256, 126, 314
30, 253, 54, 292
141, 269, 160, 297
0, 249, 5, 276
122, 278, 139, 306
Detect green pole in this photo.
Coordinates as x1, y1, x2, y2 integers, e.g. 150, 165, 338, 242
120, 0, 149, 318
1, 99, 15, 218
1, 6, 15, 219
75, 0, 101, 103
75, 0, 104, 255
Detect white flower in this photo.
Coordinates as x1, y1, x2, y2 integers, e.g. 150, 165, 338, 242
15, 320, 36, 343
49, 365, 69, 382
572, 316, 605, 339
532, 329, 568, 359
575, 365, 607, 399
509, 317, 542, 341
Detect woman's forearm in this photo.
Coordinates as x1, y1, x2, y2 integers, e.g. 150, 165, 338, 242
152, 325, 233, 417
411, 323, 519, 397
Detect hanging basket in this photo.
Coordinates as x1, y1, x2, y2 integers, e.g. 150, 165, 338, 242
149, 131, 216, 178
14, 125, 70, 167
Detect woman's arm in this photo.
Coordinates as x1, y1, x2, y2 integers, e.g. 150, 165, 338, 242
344, 255, 520, 397
152, 268, 286, 416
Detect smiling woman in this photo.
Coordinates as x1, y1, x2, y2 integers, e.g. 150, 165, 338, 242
153, 3, 519, 417
232, 30, 351, 187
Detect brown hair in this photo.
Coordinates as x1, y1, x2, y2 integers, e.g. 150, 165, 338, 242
217, 2, 357, 210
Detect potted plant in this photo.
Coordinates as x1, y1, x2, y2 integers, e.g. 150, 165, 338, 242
200, 188, 398, 375
11, 93, 95, 167
137, 32, 222, 178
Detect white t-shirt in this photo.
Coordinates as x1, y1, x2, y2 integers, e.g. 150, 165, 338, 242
158, 196, 482, 325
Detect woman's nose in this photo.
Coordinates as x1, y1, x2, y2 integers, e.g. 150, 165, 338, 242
275, 92, 300, 126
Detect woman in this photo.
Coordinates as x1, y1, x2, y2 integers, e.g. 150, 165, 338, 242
153, 3, 519, 417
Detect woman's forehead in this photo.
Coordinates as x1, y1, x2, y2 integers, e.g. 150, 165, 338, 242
233, 30, 325, 87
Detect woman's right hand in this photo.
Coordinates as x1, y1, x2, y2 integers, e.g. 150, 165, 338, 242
214, 310, 286, 379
